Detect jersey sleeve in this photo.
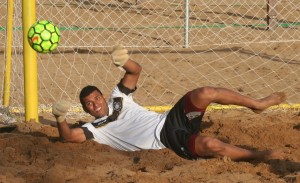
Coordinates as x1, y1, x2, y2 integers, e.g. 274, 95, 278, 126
110, 82, 136, 99
117, 80, 136, 95
81, 127, 94, 140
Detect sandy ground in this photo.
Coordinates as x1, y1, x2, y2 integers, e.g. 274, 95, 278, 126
1, 1, 300, 183
0, 108, 299, 183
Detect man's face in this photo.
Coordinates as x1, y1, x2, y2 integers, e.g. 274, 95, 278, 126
82, 90, 109, 118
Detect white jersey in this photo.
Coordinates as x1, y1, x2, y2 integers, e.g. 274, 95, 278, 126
82, 86, 168, 151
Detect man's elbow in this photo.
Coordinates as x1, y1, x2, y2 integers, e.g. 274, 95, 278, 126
135, 63, 142, 75
60, 133, 86, 143
61, 137, 85, 143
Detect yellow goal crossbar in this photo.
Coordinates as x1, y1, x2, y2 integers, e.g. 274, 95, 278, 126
145, 103, 300, 112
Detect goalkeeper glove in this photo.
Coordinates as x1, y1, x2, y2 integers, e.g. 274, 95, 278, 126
52, 100, 71, 123
111, 44, 129, 67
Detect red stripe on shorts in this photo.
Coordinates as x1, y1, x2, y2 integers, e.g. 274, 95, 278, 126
184, 91, 206, 114
185, 91, 206, 157
188, 134, 198, 157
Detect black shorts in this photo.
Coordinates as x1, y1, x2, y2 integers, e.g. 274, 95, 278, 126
160, 92, 206, 160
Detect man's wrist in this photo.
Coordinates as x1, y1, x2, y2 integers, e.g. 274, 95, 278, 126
56, 115, 66, 123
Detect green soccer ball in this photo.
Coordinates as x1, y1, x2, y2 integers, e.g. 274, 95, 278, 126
27, 20, 60, 53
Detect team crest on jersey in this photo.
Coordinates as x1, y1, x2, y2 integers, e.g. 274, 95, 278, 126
186, 111, 202, 120
113, 99, 122, 112
92, 97, 123, 128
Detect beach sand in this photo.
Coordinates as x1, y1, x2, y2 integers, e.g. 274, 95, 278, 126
0, 108, 299, 183
1, 1, 300, 182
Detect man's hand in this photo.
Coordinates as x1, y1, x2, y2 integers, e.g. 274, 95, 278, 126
52, 100, 71, 123
111, 45, 129, 67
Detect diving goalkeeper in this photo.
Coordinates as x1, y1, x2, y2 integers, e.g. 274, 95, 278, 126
52, 45, 286, 161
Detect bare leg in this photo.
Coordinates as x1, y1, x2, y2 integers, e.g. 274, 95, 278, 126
194, 136, 283, 161
190, 87, 286, 112
251, 92, 287, 113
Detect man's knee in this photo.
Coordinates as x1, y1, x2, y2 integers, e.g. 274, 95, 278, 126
195, 136, 225, 155
201, 137, 225, 153
192, 86, 217, 101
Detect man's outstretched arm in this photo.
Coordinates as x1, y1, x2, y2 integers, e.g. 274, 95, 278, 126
52, 100, 86, 143
111, 45, 142, 90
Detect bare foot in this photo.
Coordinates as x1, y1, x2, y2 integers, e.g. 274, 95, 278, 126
256, 150, 286, 160
252, 92, 287, 113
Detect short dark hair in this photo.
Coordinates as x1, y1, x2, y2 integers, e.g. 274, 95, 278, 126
79, 85, 102, 112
